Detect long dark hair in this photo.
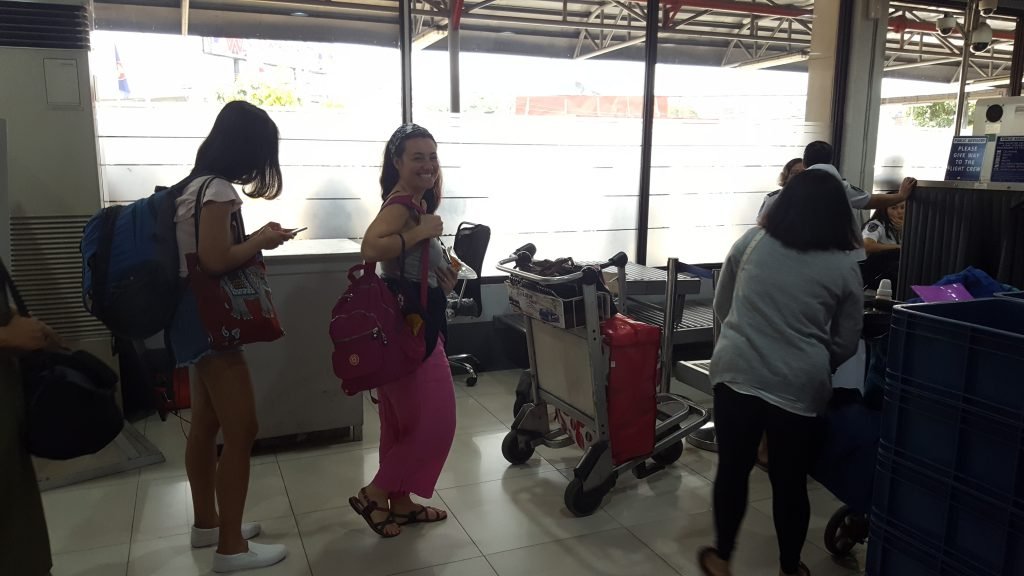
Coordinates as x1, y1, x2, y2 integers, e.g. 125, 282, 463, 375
380, 124, 442, 214
778, 157, 803, 187
193, 101, 283, 200
866, 194, 903, 243
762, 169, 860, 252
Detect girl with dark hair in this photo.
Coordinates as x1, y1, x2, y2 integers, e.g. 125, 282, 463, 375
862, 199, 904, 254
169, 101, 295, 573
351, 124, 458, 538
700, 170, 864, 576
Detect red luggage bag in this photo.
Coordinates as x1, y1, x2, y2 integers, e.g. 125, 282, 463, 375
555, 314, 660, 465
604, 314, 659, 465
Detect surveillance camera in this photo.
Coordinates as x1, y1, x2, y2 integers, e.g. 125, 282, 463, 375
979, 0, 998, 17
971, 21, 994, 54
936, 14, 957, 36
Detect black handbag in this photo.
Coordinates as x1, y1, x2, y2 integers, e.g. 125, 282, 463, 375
0, 259, 124, 460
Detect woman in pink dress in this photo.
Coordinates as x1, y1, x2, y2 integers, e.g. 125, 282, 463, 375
350, 124, 458, 537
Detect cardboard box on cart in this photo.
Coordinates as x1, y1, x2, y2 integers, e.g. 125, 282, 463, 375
506, 281, 586, 329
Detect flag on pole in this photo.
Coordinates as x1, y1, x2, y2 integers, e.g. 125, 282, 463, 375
115, 46, 130, 98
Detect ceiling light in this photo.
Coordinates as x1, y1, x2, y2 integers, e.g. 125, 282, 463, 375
729, 50, 811, 70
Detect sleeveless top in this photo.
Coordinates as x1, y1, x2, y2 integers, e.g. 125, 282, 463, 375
376, 196, 448, 358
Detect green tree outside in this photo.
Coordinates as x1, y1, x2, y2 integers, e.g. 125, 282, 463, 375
909, 101, 976, 128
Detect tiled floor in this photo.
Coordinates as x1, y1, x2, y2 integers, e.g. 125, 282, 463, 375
44, 371, 866, 576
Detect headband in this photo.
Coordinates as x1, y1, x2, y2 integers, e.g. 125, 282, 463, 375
387, 123, 430, 159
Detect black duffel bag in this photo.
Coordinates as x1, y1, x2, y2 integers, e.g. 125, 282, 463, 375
1, 260, 124, 460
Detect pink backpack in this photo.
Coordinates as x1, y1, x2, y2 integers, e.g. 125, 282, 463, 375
331, 195, 430, 395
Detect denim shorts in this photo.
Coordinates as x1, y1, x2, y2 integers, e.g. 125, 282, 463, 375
168, 288, 242, 367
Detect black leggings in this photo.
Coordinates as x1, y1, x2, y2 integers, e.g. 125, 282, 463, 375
713, 384, 823, 575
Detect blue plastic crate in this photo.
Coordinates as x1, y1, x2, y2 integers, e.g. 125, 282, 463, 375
996, 291, 1024, 301
871, 447, 1024, 576
887, 299, 1024, 417
868, 519, 984, 576
879, 382, 1024, 503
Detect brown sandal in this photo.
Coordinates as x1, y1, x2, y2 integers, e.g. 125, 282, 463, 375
697, 547, 731, 576
393, 505, 448, 526
348, 488, 400, 538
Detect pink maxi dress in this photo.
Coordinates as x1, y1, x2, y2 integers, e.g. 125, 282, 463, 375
372, 338, 457, 499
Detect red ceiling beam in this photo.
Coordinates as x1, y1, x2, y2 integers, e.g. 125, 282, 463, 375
451, 0, 464, 29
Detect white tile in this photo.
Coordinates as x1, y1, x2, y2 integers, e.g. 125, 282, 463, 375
470, 393, 516, 428
133, 462, 294, 543
132, 475, 191, 543
435, 431, 556, 490
127, 516, 309, 576
486, 528, 678, 576
395, 558, 497, 576
139, 417, 189, 481
437, 471, 620, 555
599, 466, 713, 527
51, 543, 130, 576
454, 397, 508, 436
243, 462, 294, 524
297, 496, 481, 576
629, 507, 855, 576
43, 478, 138, 554
680, 446, 773, 502
279, 448, 379, 515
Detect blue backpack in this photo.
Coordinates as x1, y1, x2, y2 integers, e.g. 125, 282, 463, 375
81, 174, 207, 339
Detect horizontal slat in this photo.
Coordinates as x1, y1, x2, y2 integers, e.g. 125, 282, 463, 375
10, 215, 108, 339
0, 1, 90, 49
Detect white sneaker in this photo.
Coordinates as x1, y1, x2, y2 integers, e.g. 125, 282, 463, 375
191, 523, 262, 548
212, 541, 288, 573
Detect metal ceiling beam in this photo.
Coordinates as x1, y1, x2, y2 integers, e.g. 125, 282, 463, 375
624, 0, 811, 20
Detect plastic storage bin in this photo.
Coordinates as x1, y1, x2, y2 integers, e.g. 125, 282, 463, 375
886, 299, 1024, 417
879, 381, 1024, 501
870, 300, 1024, 575
871, 444, 1024, 575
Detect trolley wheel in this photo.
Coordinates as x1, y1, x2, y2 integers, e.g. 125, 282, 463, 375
501, 431, 535, 465
824, 505, 868, 557
466, 376, 478, 387
564, 477, 609, 517
652, 440, 684, 467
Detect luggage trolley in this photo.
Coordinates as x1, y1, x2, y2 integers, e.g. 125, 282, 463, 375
497, 246, 710, 517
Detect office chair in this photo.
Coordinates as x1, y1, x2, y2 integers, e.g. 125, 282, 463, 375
448, 222, 491, 386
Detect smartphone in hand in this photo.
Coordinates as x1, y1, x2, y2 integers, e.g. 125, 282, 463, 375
285, 227, 308, 236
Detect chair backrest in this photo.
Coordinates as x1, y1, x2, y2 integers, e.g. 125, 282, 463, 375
453, 222, 491, 318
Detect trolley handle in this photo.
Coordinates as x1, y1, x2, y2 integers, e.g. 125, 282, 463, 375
497, 251, 628, 286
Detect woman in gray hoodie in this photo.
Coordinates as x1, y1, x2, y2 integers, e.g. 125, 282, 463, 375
699, 170, 864, 576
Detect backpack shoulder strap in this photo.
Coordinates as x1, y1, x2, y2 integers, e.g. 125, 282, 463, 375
192, 176, 226, 247
90, 205, 124, 316
382, 193, 431, 307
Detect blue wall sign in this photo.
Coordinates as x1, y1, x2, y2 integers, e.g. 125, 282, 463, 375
992, 136, 1024, 183
944, 136, 987, 181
